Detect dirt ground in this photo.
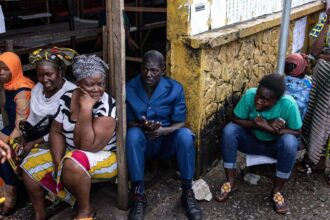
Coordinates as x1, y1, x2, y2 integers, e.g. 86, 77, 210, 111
7, 159, 330, 220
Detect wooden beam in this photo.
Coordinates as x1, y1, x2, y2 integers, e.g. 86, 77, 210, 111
126, 56, 142, 62
67, 0, 76, 49
106, 0, 129, 210
124, 6, 167, 13
5, 28, 101, 47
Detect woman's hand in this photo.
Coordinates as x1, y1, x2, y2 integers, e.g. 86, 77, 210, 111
19, 141, 36, 158
79, 88, 99, 110
268, 119, 285, 135
0, 140, 11, 164
254, 116, 278, 135
254, 116, 269, 129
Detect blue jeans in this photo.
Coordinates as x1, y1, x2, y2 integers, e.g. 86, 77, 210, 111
221, 123, 298, 179
126, 127, 196, 182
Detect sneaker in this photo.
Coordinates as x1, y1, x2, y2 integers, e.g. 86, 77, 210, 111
128, 194, 147, 220
181, 189, 202, 220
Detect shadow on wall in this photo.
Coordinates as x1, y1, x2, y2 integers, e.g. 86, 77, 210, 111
197, 93, 242, 176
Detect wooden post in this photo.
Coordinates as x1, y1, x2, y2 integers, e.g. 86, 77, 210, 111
5, 40, 13, 51
106, 0, 129, 210
67, 0, 76, 49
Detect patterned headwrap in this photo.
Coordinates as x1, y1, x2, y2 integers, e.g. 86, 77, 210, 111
285, 53, 307, 77
29, 47, 78, 68
72, 55, 108, 81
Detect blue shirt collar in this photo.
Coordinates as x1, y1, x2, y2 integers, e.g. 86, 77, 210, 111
134, 75, 170, 103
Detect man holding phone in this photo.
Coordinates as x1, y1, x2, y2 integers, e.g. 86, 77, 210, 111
125, 50, 201, 220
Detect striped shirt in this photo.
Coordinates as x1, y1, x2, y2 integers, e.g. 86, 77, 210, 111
54, 90, 116, 151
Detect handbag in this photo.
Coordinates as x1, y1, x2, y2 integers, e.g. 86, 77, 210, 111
19, 114, 54, 142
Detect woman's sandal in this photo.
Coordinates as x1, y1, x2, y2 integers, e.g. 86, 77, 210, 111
296, 157, 326, 174
272, 192, 288, 214
326, 173, 330, 186
214, 182, 238, 202
296, 162, 313, 174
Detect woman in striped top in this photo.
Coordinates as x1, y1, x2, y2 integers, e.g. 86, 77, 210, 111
21, 55, 117, 220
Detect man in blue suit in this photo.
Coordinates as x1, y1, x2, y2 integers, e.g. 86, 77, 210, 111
126, 50, 202, 220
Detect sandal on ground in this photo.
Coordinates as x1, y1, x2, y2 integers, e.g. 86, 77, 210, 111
296, 162, 313, 174
272, 192, 288, 214
74, 212, 96, 220
296, 160, 325, 174
326, 173, 330, 186
214, 182, 238, 202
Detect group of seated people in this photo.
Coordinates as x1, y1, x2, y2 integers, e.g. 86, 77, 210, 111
0, 49, 117, 220
0, 48, 202, 220
0, 14, 328, 219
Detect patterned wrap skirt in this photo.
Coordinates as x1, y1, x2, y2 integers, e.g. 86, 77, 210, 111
20, 147, 117, 205
301, 59, 330, 164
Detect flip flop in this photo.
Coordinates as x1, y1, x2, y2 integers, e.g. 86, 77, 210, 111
214, 182, 238, 202
272, 192, 288, 214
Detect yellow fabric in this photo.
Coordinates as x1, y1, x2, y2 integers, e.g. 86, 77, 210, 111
310, 14, 330, 47
20, 148, 117, 205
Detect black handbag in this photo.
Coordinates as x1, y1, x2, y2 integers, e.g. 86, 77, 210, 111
19, 115, 54, 142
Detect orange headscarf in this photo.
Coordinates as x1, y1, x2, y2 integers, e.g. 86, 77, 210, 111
0, 52, 34, 91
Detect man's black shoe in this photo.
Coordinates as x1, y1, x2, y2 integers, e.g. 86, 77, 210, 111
181, 189, 202, 220
128, 194, 147, 220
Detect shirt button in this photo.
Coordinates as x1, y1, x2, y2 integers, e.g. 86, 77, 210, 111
148, 106, 151, 110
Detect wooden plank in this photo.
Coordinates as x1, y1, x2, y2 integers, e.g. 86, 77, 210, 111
107, 0, 129, 210
0, 21, 97, 40
124, 6, 166, 13
126, 56, 142, 62
102, 26, 113, 96
5, 28, 101, 46
12, 35, 99, 55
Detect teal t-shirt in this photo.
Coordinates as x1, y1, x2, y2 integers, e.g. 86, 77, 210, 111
234, 88, 302, 141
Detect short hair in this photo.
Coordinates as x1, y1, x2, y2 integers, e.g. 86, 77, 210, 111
259, 73, 285, 100
142, 50, 165, 68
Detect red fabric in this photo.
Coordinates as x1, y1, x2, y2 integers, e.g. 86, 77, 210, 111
71, 150, 90, 171
285, 53, 307, 77
40, 172, 57, 194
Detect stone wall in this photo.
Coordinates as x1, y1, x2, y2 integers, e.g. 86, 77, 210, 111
167, 1, 324, 175
200, 26, 287, 171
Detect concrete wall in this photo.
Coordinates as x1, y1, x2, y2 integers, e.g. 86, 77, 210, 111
167, 1, 324, 175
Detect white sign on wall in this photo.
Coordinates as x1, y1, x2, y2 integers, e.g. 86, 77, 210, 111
189, 0, 210, 35
0, 6, 5, 34
292, 16, 307, 53
210, 0, 227, 30
189, 0, 317, 36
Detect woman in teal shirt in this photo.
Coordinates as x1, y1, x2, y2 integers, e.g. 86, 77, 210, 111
215, 74, 302, 214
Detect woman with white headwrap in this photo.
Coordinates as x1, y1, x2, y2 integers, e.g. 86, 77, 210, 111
21, 55, 117, 220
